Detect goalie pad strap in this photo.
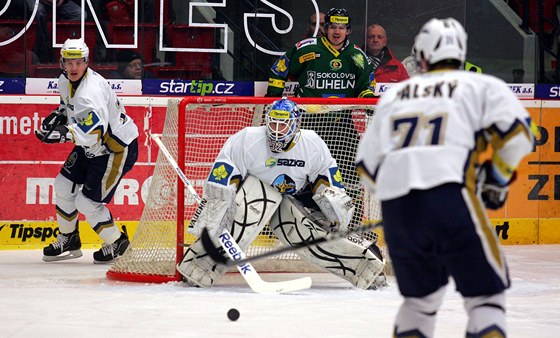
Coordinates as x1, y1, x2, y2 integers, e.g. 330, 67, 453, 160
178, 175, 283, 287
270, 195, 383, 289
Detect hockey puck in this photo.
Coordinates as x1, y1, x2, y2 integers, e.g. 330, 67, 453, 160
227, 308, 240, 321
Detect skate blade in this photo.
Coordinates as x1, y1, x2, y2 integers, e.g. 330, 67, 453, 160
93, 257, 119, 265
42, 249, 83, 262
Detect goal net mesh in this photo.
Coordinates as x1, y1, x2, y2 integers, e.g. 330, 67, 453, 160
108, 97, 383, 282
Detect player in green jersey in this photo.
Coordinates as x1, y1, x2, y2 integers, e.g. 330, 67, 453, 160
266, 8, 375, 98
266, 9, 382, 277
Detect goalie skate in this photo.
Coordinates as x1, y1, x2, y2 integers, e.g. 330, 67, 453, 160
43, 228, 83, 262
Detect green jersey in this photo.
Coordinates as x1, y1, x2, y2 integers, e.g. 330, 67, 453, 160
267, 37, 376, 98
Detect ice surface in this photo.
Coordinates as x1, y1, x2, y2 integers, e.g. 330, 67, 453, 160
0, 245, 558, 337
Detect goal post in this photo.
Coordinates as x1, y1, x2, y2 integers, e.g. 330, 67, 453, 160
107, 96, 382, 283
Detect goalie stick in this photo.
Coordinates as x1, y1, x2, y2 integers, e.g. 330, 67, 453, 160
218, 229, 311, 293
151, 133, 312, 294
199, 220, 384, 267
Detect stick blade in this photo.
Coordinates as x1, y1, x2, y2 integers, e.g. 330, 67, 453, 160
200, 227, 229, 265
252, 276, 313, 294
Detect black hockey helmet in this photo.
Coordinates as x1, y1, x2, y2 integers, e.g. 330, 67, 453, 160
324, 8, 351, 30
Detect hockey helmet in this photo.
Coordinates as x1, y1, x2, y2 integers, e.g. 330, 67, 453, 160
413, 18, 467, 67
265, 98, 302, 153
60, 38, 89, 63
324, 8, 351, 30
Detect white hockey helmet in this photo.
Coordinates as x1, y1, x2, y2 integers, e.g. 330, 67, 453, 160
265, 97, 301, 153
60, 38, 89, 63
413, 18, 467, 67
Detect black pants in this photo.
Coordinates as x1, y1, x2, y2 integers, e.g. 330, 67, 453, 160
381, 183, 510, 298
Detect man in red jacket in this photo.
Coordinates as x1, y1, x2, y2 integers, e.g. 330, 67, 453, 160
366, 24, 409, 83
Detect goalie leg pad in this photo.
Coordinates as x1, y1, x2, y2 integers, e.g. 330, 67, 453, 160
178, 175, 283, 287
269, 195, 384, 289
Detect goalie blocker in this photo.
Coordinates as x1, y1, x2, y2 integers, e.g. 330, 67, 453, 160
178, 175, 386, 290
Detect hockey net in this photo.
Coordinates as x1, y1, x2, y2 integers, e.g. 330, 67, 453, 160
107, 96, 383, 283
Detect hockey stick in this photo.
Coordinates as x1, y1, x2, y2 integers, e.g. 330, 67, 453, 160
218, 229, 311, 293
151, 133, 312, 293
151, 134, 201, 203
200, 220, 383, 268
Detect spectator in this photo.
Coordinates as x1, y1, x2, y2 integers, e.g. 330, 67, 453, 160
305, 11, 325, 38
365, 24, 409, 83
0, 25, 40, 77
512, 68, 525, 83
27, 0, 83, 62
111, 50, 157, 79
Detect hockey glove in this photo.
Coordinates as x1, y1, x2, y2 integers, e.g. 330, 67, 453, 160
312, 187, 355, 232
35, 109, 70, 143
35, 125, 71, 143
478, 160, 515, 210
42, 109, 68, 130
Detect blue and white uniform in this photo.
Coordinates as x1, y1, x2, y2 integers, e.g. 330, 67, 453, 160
356, 69, 535, 336
206, 126, 344, 195
55, 68, 138, 244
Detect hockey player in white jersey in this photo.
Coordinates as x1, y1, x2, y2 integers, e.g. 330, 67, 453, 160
356, 18, 536, 337
178, 98, 386, 290
35, 39, 139, 264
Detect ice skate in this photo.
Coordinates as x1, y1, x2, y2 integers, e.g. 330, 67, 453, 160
93, 231, 130, 264
43, 228, 82, 262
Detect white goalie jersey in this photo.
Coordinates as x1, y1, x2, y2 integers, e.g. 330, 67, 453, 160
356, 70, 535, 200
207, 126, 346, 195
57, 69, 139, 157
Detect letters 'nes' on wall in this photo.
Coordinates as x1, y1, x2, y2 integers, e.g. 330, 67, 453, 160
0, 97, 558, 248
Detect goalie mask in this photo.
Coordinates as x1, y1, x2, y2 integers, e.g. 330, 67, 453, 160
413, 18, 467, 70
265, 98, 301, 153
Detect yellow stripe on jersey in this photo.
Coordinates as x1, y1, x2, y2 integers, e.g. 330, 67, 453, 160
487, 121, 529, 150
268, 78, 285, 89
358, 89, 375, 98
491, 153, 516, 181
311, 176, 331, 194
321, 37, 340, 57
103, 132, 126, 153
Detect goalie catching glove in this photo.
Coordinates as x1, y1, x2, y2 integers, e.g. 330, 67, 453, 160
34, 109, 72, 143
312, 186, 355, 232
478, 160, 516, 210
